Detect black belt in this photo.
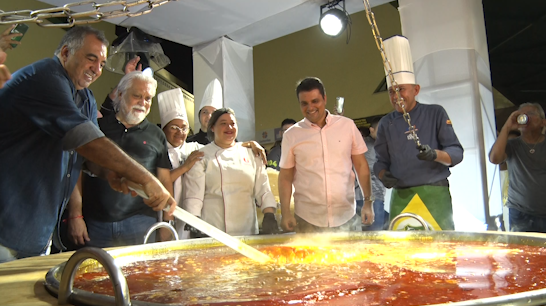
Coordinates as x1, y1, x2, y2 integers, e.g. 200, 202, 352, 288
397, 178, 449, 189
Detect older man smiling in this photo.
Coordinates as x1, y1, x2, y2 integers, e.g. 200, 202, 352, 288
0, 27, 174, 263
65, 71, 175, 248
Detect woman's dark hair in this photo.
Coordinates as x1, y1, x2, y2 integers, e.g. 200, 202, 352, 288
207, 107, 236, 141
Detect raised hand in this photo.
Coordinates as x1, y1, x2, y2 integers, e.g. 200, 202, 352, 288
124, 55, 142, 74
0, 50, 11, 89
0, 25, 22, 51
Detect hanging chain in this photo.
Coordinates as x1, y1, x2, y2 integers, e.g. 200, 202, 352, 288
362, 0, 422, 148
0, 0, 174, 28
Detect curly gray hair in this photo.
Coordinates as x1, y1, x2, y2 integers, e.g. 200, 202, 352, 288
112, 71, 158, 112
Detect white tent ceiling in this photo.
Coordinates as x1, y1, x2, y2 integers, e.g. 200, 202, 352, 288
39, 0, 393, 47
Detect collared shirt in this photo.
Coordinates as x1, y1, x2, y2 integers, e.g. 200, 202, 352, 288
0, 57, 104, 256
82, 114, 171, 222
280, 112, 367, 227
186, 129, 210, 145
183, 142, 277, 235
374, 102, 464, 188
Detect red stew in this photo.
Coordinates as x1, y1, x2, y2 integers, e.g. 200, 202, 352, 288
73, 241, 546, 305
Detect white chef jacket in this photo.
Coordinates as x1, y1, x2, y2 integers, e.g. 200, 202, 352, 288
182, 142, 277, 235
167, 141, 203, 237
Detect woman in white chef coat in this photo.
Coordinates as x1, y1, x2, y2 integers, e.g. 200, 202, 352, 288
158, 88, 205, 238
182, 108, 279, 236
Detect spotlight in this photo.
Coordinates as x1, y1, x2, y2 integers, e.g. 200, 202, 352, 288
320, 0, 349, 37
142, 67, 154, 77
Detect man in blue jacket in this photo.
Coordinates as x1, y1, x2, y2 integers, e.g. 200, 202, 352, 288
374, 36, 463, 230
0, 26, 175, 263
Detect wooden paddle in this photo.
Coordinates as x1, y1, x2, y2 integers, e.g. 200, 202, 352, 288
125, 180, 271, 263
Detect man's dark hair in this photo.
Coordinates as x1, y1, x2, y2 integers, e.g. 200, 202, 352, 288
359, 126, 370, 138
281, 118, 297, 127
370, 116, 382, 129
296, 77, 326, 99
207, 107, 236, 141
54, 26, 109, 56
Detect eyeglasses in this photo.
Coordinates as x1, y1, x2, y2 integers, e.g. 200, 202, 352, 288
169, 125, 189, 133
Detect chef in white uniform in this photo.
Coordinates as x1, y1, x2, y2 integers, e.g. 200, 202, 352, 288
158, 88, 204, 238
182, 108, 279, 236
187, 79, 224, 145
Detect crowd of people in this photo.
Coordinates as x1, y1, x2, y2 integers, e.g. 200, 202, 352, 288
0, 27, 544, 264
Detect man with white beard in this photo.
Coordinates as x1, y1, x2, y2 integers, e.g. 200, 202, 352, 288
65, 71, 174, 248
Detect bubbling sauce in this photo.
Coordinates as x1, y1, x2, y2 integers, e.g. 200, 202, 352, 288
73, 241, 546, 305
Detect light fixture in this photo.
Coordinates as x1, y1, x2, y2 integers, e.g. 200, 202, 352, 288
105, 27, 171, 75
142, 67, 154, 77
320, 0, 349, 37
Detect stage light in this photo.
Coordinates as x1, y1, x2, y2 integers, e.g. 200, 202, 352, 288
320, 1, 349, 37
142, 67, 154, 77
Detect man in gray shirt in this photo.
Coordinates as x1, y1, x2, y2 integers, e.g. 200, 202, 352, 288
489, 102, 546, 232
361, 117, 388, 230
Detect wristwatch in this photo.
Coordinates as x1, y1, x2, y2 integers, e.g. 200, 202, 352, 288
363, 196, 375, 202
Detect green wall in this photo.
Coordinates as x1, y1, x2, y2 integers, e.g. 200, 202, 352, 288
253, 4, 402, 132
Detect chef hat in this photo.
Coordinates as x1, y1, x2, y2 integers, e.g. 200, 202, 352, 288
198, 79, 223, 111
383, 35, 416, 88
158, 88, 188, 129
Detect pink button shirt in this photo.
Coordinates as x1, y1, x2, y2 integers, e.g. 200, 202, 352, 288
280, 113, 367, 227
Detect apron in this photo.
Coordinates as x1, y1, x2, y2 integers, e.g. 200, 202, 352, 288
389, 185, 454, 230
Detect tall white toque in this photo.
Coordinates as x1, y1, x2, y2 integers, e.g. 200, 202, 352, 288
158, 88, 188, 129
383, 35, 416, 88
199, 79, 223, 111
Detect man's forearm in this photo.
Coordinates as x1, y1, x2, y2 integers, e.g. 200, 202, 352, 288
356, 169, 372, 202
434, 150, 453, 166
489, 128, 509, 164
278, 169, 294, 217
67, 172, 83, 217
352, 155, 372, 199
76, 137, 156, 186
279, 181, 292, 217
157, 168, 174, 221
157, 168, 174, 197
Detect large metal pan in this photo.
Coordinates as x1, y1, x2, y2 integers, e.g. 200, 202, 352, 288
45, 231, 546, 306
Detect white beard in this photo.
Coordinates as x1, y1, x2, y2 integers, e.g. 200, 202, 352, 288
121, 104, 148, 125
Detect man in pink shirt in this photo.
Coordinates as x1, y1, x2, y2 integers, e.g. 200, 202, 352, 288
279, 77, 374, 233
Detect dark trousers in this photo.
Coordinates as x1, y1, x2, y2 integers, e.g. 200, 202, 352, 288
509, 208, 546, 233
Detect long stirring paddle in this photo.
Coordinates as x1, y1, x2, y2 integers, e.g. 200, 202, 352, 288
125, 181, 271, 263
